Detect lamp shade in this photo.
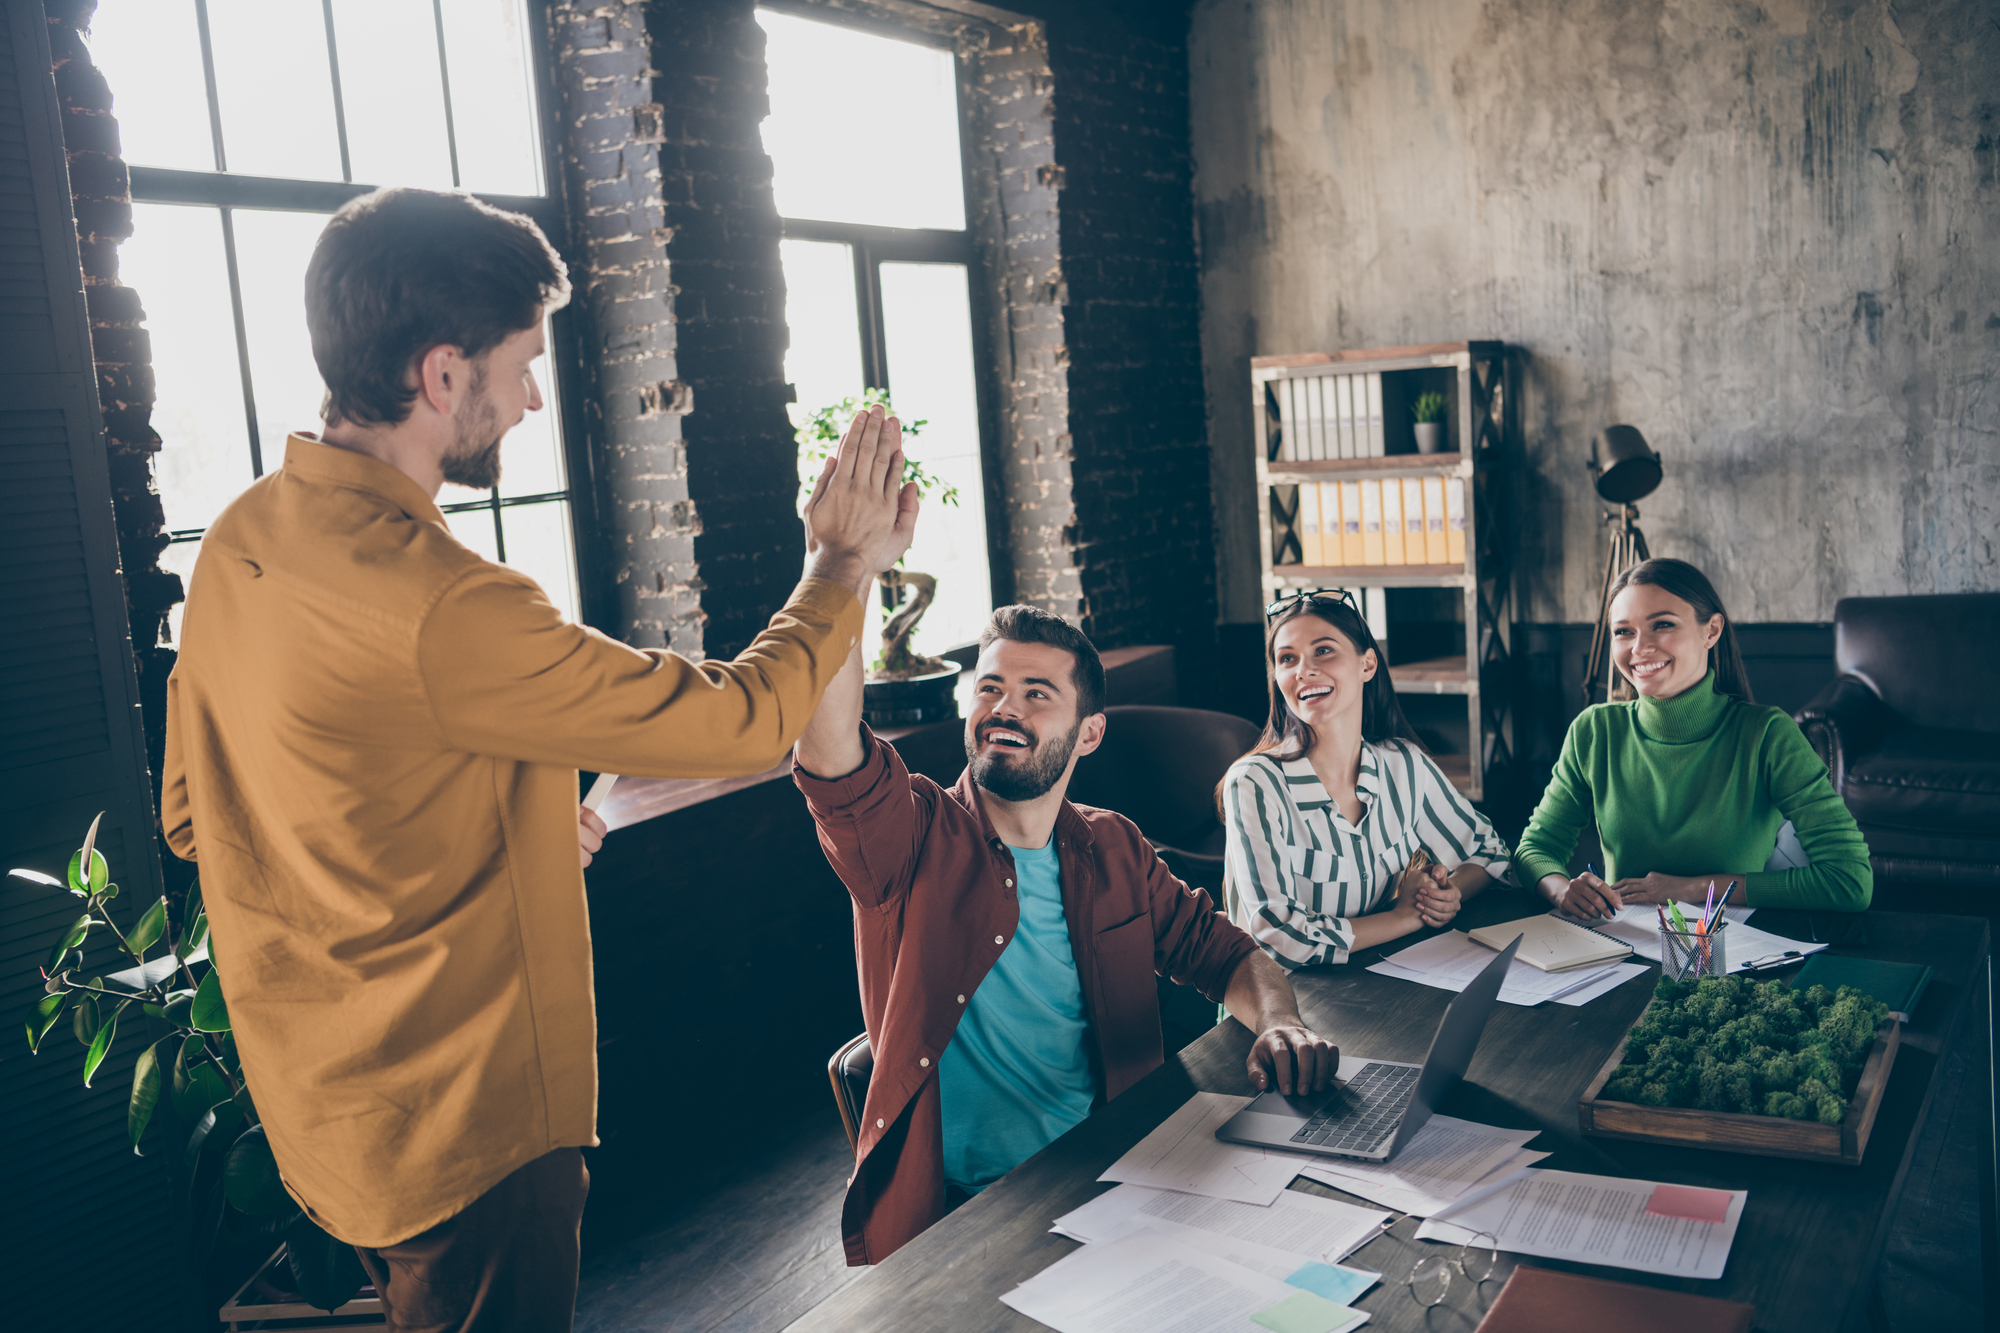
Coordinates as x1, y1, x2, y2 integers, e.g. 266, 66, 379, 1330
1590, 425, 1662, 503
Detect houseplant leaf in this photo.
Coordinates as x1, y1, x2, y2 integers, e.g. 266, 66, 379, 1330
7, 867, 68, 891
81, 1005, 118, 1086
176, 912, 208, 960
44, 913, 91, 972
127, 895, 168, 956
223, 1123, 294, 1215
130, 1039, 165, 1150
190, 966, 229, 1032
73, 992, 100, 1045
173, 1033, 230, 1125
181, 1101, 246, 1217
68, 847, 108, 897
25, 992, 66, 1052
285, 1211, 368, 1312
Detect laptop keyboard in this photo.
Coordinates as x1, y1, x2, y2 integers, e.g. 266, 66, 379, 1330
1289, 1062, 1418, 1154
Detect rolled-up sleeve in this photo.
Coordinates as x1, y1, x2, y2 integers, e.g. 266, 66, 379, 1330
418, 571, 862, 777
793, 727, 932, 909
1223, 761, 1354, 969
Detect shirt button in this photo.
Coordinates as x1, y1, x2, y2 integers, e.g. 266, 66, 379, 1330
920, 1057, 930, 1067
876, 1118, 884, 1128
957, 994, 966, 1004
994, 935, 1005, 944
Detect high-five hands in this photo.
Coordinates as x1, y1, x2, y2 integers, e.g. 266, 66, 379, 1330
1399, 860, 1462, 928
803, 405, 921, 597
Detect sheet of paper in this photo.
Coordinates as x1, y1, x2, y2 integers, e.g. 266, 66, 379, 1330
1001, 1229, 1371, 1333
1293, 1115, 1546, 1216
1098, 1093, 1314, 1206
1056, 1183, 1389, 1263
1368, 931, 1620, 1005
1593, 905, 1823, 974
581, 771, 619, 811
1550, 961, 1650, 1006
1416, 1169, 1746, 1280
1080, 1215, 1380, 1298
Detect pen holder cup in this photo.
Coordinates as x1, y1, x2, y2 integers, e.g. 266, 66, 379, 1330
1659, 924, 1727, 981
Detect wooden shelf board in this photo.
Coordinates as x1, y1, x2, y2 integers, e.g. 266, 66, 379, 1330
1265, 453, 1466, 477
1431, 751, 1474, 794
1252, 341, 1503, 369
1269, 564, 1467, 588
1389, 655, 1474, 695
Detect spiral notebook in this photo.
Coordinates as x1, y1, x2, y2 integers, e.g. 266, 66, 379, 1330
1467, 913, 1633, 973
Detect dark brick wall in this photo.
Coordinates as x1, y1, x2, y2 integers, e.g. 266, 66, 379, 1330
45, 2, 180, 842
1042, 11, 1213, 658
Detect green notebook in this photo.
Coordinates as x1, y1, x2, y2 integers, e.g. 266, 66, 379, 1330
1788, 955, 1932, 1022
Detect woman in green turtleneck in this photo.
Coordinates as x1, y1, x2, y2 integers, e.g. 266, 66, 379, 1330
1515, 558, 1871, 917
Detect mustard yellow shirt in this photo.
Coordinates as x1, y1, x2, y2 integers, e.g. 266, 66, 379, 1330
162, 435, 861, 1246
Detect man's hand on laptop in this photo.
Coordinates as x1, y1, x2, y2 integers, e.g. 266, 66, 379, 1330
803, 405, 920, 598
578, 805, 606, 869
1248, 1017, 1338, 1097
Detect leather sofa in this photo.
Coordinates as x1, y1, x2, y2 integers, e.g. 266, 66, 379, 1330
1795, 592, 2000, 899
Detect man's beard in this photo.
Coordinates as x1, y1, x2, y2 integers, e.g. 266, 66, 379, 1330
438, 364, 503, 489
966, 716, 1083, 803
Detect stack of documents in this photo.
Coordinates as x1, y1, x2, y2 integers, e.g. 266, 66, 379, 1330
1369, 930, 1649, 1007
1054, 1182, 1388, 1265
1416, 1168, 1746, 1280
1593, 904, 1828, 975
1295, 1115, 1548, 1217
1097, 1092, 1321, 1206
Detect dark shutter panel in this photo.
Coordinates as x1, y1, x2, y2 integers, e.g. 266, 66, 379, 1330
0, 3, 178, 1326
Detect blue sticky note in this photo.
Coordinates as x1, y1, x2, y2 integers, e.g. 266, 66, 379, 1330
1283, 1261, 1379, 1305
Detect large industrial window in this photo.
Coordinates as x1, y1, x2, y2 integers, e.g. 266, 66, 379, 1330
757, 7, 994, 660
87, 0, 582, 640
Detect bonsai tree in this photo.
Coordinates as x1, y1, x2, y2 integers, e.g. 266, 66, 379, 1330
1412, 391, 1448, 425
15, 817, 366, 1313
796, 389, 961, 674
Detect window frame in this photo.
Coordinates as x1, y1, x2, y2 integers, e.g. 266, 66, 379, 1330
762, 2, 1011, 629
123, 0, 609, 628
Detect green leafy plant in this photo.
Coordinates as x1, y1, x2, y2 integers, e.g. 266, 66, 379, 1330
795, 388, 960, 513
14, 817, 366, 1313
1411, 391, 1448, 425
1603, 974, 1890, 1123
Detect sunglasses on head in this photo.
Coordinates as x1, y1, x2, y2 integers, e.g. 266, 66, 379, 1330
1264, 588, 1361, 621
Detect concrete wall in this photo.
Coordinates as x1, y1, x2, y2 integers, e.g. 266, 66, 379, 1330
1191, 0, 2000, 625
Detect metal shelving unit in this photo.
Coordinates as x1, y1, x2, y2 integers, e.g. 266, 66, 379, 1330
1252, 342, 1515, 800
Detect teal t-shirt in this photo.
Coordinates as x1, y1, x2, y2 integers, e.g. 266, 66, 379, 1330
939, 835, 1097, 1193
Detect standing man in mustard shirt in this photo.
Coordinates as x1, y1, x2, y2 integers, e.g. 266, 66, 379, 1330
162, 188, 918, 1331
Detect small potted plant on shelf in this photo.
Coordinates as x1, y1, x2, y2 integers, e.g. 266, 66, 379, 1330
1412, 391, 1448, 454
14, 817, 372, 1322
797, 389, 964, 727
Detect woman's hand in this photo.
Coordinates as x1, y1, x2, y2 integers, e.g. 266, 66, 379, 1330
1544, 870, 1620, 920
1399, 860, 1460, 928
578, 805, 607, 869
1607, 872, 1716, 906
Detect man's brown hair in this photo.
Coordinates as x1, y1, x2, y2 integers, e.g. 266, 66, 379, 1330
977, 605, 1106, 718
305, 188, 570, 427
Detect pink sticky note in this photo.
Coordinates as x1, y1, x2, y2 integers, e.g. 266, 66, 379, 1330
1646, 1183, 1732, 1223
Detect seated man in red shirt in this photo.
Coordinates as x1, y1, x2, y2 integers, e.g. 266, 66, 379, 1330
796, 531, 1340, 1265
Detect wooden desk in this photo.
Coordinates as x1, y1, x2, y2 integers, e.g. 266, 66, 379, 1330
787, 900, 1991, 1333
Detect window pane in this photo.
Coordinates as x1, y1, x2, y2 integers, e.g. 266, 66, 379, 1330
86, 0, 213, 172
498, 501, 580, 624
441, 0, 543, 195
330, 0, 455, 189
499, 322, 566, 498
160, 538, 202, 647
207, 0, 343, 181
232, 210, 333, 453
444, 505, 501, 562
880, 262, 989, 653
124, 204, 253, 533
779, 238, 865, 452
757, 11, 964, 230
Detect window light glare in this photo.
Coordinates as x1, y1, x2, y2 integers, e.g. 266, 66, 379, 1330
206, 0, 344, 181
331, 0, 456, 188
756, 10, 965, 231
84, 0, 212, 172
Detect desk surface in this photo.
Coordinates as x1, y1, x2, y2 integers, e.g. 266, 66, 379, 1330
786, 899, 1989, 1333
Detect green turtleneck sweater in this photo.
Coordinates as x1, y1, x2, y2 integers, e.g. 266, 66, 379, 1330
1514, 671, 1872, 911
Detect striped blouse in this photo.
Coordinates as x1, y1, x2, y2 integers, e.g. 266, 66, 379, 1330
1222, 740, 1515, 968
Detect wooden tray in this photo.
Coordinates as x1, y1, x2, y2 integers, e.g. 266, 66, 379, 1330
1577, 1003, 1900, 1164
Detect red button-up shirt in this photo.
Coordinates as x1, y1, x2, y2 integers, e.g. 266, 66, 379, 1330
796, 727, 1260, 1265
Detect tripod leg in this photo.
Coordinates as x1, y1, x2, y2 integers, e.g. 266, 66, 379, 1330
1584, 527, 1621, 703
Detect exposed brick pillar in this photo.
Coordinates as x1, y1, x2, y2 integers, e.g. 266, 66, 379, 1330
45, 2, 182, 843
547, 0, 705, 655
643, 0, 802, 660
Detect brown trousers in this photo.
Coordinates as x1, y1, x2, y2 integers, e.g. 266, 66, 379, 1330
354, 1148, 589, 1333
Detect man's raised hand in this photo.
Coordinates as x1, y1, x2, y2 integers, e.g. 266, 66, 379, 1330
804, 405, 921, 597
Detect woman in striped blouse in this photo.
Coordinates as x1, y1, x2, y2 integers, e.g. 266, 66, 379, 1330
1221, 591, 1515, 968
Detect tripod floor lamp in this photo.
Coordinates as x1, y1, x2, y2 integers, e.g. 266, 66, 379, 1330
1582, 425, 1664, 704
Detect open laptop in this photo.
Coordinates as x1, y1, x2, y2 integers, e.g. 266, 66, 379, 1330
1215, 934, 1521, 1163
